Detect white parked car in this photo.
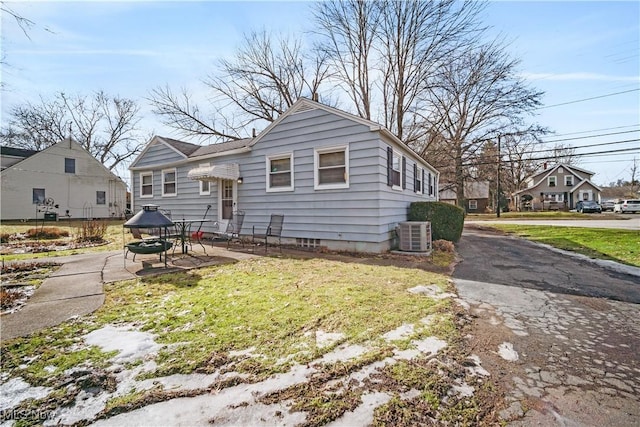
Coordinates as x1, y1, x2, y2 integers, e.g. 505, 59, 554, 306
613, 199, 640, 213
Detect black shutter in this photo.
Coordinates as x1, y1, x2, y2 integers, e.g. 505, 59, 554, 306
422, 169, 426, 195
387, 147, 393, 187
428, 172, 432, 195
413, 163, 418, 192
402, 157, 407, 189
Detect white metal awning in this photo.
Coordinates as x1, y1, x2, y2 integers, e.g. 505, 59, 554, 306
187, 163, 240, 181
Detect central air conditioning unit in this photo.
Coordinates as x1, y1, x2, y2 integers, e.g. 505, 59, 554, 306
397, 221, 432, 252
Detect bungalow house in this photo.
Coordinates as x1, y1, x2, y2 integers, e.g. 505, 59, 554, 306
513, 163, 601, 211
129, 98, 439, 253
1, 139, 128, 220
439, 181, 490, 213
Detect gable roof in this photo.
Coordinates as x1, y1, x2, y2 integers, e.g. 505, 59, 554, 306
131, 98, 439, 173
2, 138, 124, 183
249, 98, 439, 173
439, 181, 490, 200
0, 146, 39, 158
530, 163, 594, 180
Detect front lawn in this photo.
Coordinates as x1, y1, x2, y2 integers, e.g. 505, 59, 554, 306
486, 225, 640, 267
0, 257, 499, 426
467, 211, 605, 220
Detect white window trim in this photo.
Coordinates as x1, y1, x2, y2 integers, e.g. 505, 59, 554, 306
140, 172, 153, 198
468, 200, 478, 210
314, 145, 349, 190
415, 166, 423, 195
392, 150, 403, 191
199, 163, 211, 195
548, 176, 557, 187
162, 168, 177, 197
564, 175, 573, 186
266, 152, 295, 193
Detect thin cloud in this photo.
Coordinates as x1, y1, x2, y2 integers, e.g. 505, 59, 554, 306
522, 72, 640, 82
11, 49, 161, 56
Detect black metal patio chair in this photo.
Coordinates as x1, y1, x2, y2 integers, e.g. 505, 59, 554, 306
252, 214, 284, 253
212, 211, 245, 249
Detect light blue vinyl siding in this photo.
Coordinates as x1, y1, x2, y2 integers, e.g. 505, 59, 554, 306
130, 106, 437, 252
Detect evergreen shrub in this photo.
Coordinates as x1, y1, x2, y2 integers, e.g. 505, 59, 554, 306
408, 202, 464, 242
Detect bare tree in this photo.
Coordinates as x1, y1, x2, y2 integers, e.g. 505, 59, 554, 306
149, 30, 332, 141
0, 91, 143, 171
313, 0, 380, 120
418, 40, 543, 207
546, 143, 578, 165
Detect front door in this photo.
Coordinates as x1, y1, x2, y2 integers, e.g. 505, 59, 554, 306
218, 179, 236, 222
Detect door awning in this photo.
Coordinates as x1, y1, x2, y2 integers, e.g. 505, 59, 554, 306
188, 163, 240, 181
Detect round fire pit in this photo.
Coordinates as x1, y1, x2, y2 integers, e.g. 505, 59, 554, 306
125, 240, 172, 255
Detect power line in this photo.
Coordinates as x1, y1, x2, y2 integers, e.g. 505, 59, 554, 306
548, 124, 639, 137
539, 129, 640, 145
536, 88, 640, 110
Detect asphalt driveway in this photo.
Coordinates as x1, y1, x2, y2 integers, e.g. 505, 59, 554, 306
453, 227, 640, 426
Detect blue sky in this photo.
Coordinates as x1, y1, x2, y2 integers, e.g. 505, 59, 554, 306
1, 1, 639, 186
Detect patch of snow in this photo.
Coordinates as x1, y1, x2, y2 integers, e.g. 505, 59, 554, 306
498, 342, 519, 362
466, 355, 490, 377
45, 390, 111, 426
413, 336, 447, 356
393, 349, 421, 360
408, 285, 456, 300
383, 323, 414, 341
321, 344, 369, 363
326, 392, 392, 427
452, 382, 475, 397
310, 330, 345, 349
83, 325, 162, 364
0, 377, 52, 411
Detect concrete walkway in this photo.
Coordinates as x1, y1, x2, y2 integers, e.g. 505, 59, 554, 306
1, 246, 255, 341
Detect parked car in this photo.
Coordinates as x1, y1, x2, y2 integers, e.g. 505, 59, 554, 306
600, 200, 616, 212
613, 199, 640, 213
576, 200, 602, 213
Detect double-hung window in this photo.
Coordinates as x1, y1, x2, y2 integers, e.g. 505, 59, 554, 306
391, 151, 402, 189
96, 191, 106, 205
140, 172, 153, 198
548, 176, 557, 187
315, 146, 349, 190
33, 188, 45, 204
565, 175, 573, 186
162, 168, 177, 196
199, 163, 211, 195
414, 165, 423, 194
65, 158, 75, 174
266, 153, 294, 192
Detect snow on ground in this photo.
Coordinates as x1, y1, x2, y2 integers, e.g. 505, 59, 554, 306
498, 342, 519, 362
0, 377, 51, 412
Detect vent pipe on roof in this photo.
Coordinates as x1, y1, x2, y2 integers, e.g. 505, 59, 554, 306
252, 128, 256, 138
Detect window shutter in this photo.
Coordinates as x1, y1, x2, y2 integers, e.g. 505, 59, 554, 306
402, 157, 407, 189
387, 147, 393, 187
428, 172, 432, 195
413, 163, 418, 192
422, 169, 426, 195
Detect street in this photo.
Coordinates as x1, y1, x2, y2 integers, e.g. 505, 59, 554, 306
453, 227, 640, 426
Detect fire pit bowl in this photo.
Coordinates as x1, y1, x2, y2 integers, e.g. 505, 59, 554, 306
125, 239, 172, 255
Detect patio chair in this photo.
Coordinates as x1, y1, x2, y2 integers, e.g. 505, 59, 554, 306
212, 211, 245, 249
252, 214, 284, 253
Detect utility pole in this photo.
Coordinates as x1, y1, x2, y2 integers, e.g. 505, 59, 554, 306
496, 134, 501, 218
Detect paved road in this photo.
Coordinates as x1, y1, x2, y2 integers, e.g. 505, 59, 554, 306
467, 216, 640, 230
453, 227, 640, 426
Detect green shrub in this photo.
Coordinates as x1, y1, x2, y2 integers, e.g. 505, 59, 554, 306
408, 202, 464, 242
26, 227, 69, 240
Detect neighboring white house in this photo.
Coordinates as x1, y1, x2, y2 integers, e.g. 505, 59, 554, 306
1, 139, 127, 220
129, 98, 440, 253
